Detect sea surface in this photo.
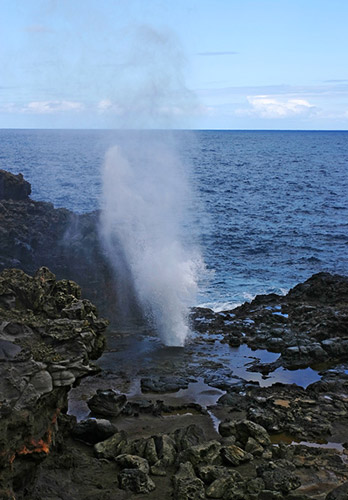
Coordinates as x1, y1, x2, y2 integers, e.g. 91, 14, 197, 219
1, 129, 348, 310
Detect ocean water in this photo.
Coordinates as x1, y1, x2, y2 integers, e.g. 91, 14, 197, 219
1, 129, 348, 310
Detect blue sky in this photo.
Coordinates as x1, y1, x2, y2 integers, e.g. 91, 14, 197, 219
1, 0, 348, 129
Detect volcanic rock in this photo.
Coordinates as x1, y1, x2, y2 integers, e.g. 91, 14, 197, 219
71, 418, 117, 444
87, 389, 127, 417
0, 169, 31, 200
0, 266, 107, 498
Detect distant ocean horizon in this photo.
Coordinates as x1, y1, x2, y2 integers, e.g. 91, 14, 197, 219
1, 128, 348, 309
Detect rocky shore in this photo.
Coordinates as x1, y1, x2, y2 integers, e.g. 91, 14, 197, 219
0, 266, 108, 498
1, 168, 348, 499
0, 169, 119, 320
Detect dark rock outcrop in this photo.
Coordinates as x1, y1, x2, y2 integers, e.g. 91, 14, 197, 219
0, 266, 107, 498
0, 169, 31, 200
192, 272, 348, 372
87, 389, 127, 417
0, 169, 133, 321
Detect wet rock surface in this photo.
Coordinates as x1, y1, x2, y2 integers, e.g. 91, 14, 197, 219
0, 266, 107, 498
191, 272, 348, 373
2, 270, 348, 499
2, 171, 348, 499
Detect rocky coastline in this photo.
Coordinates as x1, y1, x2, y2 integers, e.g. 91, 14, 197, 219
1, 169, 348, 499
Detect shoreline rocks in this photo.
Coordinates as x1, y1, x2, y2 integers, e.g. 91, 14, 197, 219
0, 266, 108, 498
191, 272, 348, 373
0, 169, 134, 322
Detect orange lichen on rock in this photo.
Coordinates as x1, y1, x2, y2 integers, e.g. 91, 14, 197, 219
17, 429, 53, 457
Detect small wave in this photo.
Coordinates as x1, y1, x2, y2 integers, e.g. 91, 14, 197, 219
196, 301, 242, 312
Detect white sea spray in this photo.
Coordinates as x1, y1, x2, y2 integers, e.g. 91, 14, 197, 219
100, 132, 204, 346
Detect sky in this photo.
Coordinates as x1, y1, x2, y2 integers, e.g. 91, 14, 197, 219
1, 0, 348, 130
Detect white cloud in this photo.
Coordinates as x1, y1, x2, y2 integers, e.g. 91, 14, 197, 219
238, 95, 316, 118
0, 101, 85, 114
25, 101, 84, 114
97, 99, 123, 114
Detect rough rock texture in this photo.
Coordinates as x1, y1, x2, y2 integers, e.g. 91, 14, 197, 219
71, 418, 117, 444
191, 272, 348, 372
87, 389, 127, 417
0, 169, 135, 321
0, 169, 31, 200
0, 266, 107, 498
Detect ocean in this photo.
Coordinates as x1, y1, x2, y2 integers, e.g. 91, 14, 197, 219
1, 129, 348, 310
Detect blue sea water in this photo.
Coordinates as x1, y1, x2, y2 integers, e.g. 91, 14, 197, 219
1, 129, 348, 309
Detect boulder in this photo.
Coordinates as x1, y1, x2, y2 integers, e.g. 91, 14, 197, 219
220, 445, 252, 466
118, 469, 155, 493
71, 419, 117, 444
196, 465, 242, 485
174, 424, 206, 451
173, 462, 205, 500
94, 431, 128, 459
179, 440, 222, 466
87, 389, 127, 417
115, 454, 150, 474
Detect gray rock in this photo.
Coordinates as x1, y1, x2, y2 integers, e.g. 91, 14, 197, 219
196, 465, 242, 485
118, 469, 155, 493
154, 434, 177, 466
206, 477, 237, 498
88, 389, 127, 417
116, 454, 150, 474
173, 462, 205, 500
94, 431, 128, 459
326, 481, 348, 500
72, 418, 117, 444
141, 376, 191, 393
0, 169, 31, 200
180, 440, 222, 466
258, 464, 301, 494
235, 420, 271, 447
174, 424, 206, 451
221, 445, 252, 466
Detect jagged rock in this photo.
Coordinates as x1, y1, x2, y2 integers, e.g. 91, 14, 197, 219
94, 431, 128, 459
150, 461, 167, 476
118, 468, 155, 493
326, 481, 348, 500
87, 389, 127, 417
71, 418, 117, 444
0, 267, 107, 497
0, 170, 127, 322
206, 477, 238, 499
174, 424, 206, 451
144, 437, 159, 465
221, 444, 252, 466
179, 440, 222, 466
196, 465, 242, 485
219, 420, 236, 438
141, 376, 191, 393
173, 462, 205, 500
154, 434, 177, 466
257, 462, 301, 494
0, 169, 31, 200
287, 272, 348, 305
115, 454, 150, 474
235, 419, 271, 447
